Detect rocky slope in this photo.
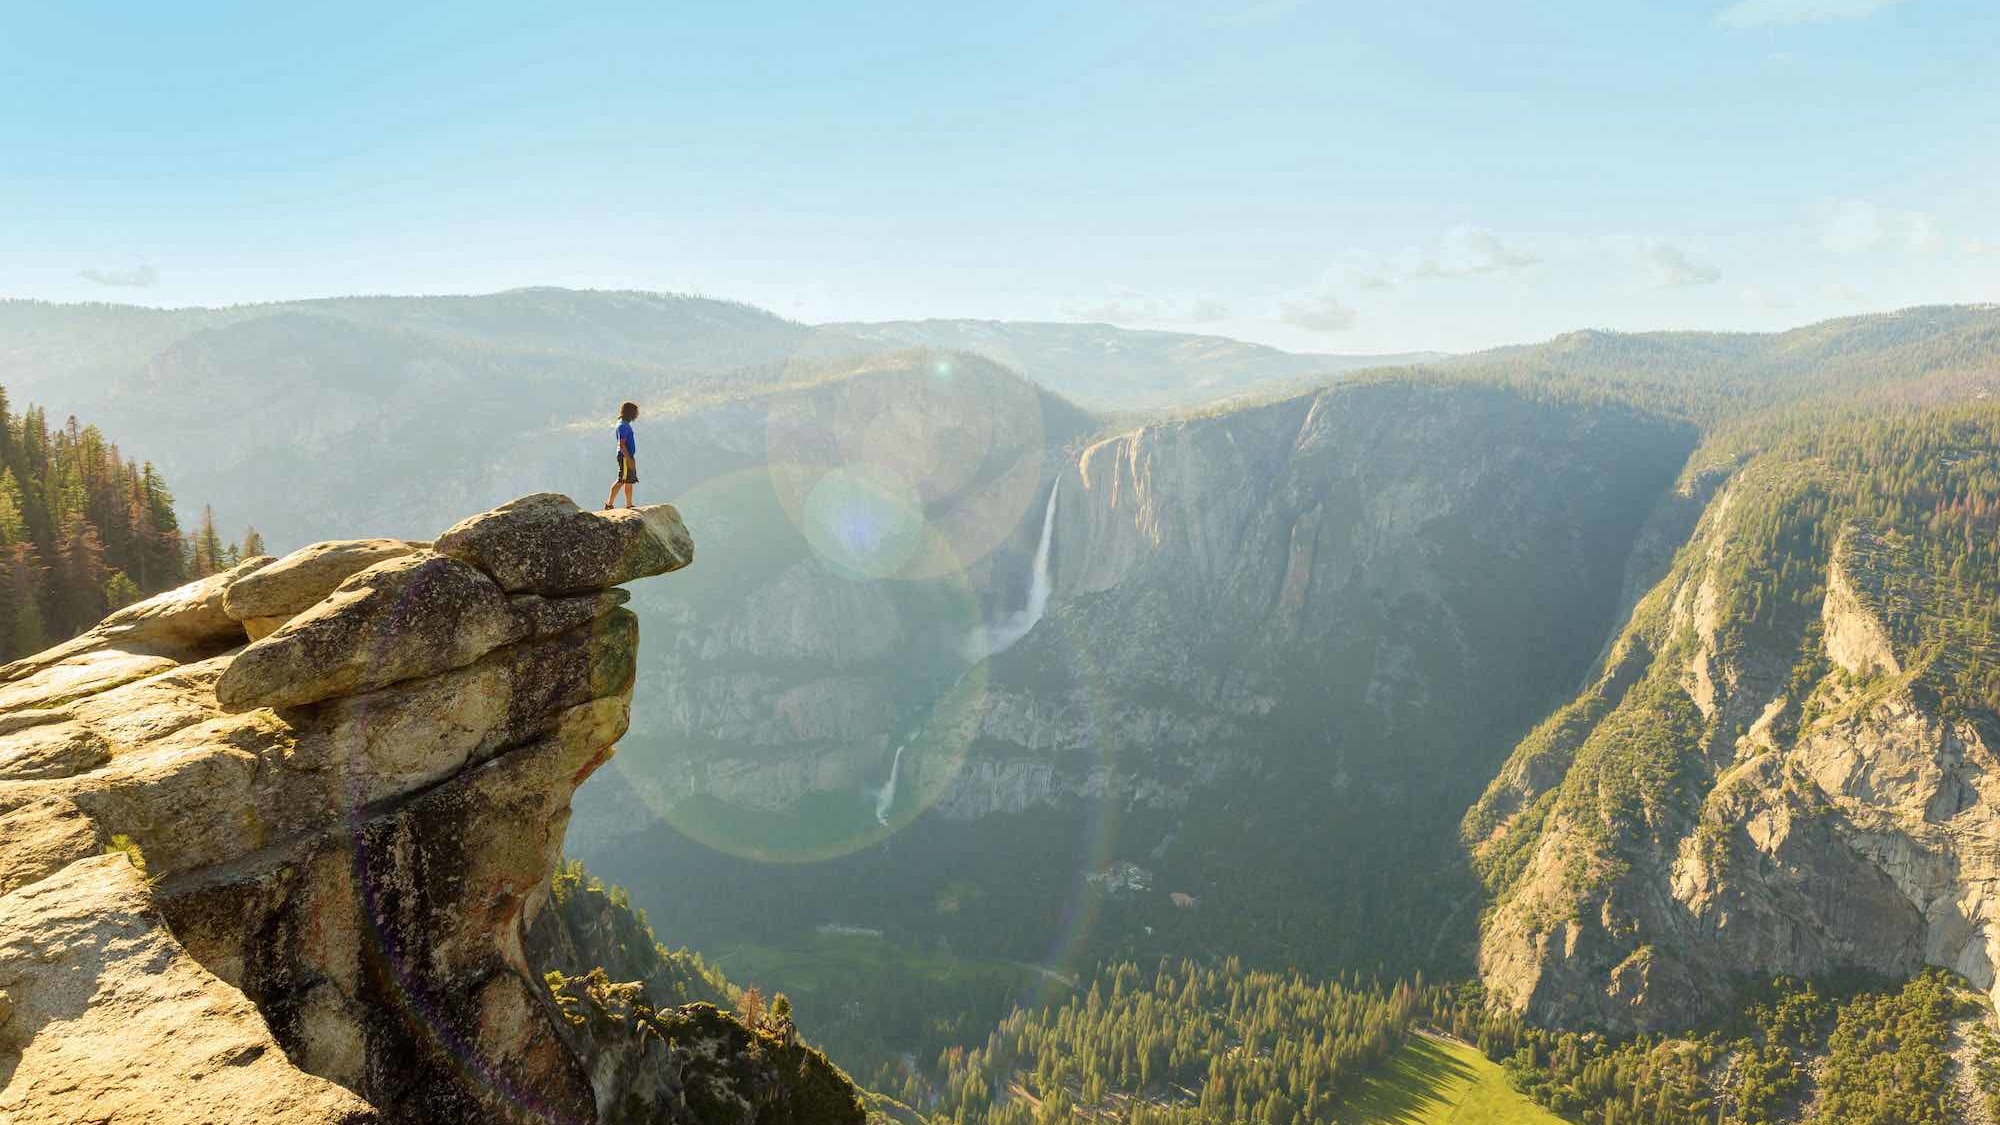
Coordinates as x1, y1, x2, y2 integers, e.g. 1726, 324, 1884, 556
950, 379, 1693, 820
1468, 406, 2000, 1033
0, 491, 861, 1123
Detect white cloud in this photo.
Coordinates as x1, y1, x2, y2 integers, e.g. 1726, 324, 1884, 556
1717, 0, 1909, 29
1278, 291, 1359, 333
1187, 298, 1233, 324
1326, 250, 1397, 291
78, 264, 159, 288
1407, 224, 1541, 279
1644, 241, 1723, 287
1818, 198, 1940, 255
1592, 234, 1723, 288
1315, 226, 1539, 296
1268, 224, 1537, 341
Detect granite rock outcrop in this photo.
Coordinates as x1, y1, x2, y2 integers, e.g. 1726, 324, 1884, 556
0, 495, 732, 1124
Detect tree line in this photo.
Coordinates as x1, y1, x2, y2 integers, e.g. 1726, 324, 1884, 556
0, 386, 257, 659
1482, 971, 1966, 1125
922, 958, 1442, 1125
909, 958, 1974, 1125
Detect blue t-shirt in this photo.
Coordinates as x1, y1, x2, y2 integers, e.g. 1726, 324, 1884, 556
616, 421, 636, 457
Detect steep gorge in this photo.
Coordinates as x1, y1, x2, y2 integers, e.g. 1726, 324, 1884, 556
581, 377, 1697, 985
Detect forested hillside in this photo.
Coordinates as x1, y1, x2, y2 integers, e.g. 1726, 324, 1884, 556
921, 959, 1441, 1124
0, 386, 249, 659
1436, 305, 2000, 423
909, 959, 1981, 1125
1469, 401, 2000, 1034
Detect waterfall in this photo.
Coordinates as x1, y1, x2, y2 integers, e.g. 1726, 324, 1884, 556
972, 478, 1060, 659
875, 743, 905, 825
894, 478, 1057, 824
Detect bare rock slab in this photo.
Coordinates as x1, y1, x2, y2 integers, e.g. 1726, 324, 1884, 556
435, 493, 693, 596
215, 553, 526, 712
223, 538, 425, 625
0, 854, 380, 1125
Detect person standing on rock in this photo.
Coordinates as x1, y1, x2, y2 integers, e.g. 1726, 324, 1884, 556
605, 401, 640, 510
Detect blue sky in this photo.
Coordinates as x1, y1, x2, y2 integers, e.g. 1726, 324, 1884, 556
2, 0, 1994, 352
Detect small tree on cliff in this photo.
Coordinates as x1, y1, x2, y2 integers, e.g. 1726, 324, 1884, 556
769, 993, 796, 1044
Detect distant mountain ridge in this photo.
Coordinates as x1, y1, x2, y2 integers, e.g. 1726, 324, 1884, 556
1436, 303, 2000, 419
0, 290, 1372, 546
826, 316, 1443, 411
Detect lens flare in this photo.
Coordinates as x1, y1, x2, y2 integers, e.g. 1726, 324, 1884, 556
799, 467, 925, 580
764, 351, 1049, 580
602, 465, 993, 864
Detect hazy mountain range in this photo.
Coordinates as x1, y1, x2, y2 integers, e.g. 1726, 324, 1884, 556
0, 290, 1430, 550
9, 289, 2000, 1098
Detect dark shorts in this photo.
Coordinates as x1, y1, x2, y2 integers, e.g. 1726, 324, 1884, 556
616, 453, 638, 484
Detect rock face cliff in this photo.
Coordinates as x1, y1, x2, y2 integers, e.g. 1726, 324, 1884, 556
1468, 409, 2000, 1033
0, 492, 859, 1123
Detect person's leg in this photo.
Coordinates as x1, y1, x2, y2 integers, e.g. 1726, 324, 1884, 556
621, 482, 635, 508
605, 480, 621, 509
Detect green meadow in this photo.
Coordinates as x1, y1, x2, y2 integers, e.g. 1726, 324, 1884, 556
1335, 1033, 1567, 1125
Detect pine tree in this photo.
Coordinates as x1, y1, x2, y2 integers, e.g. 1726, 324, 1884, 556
0, 471, 25, 546
0, 385, 200, 659
51, 514, 108, 636
4, 545, 47, 657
